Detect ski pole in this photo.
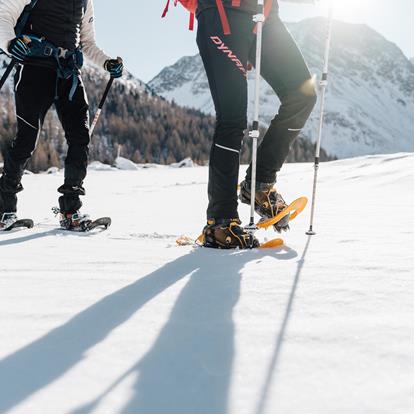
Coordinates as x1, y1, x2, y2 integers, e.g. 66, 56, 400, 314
89, 76, 114, 136
306, 1, 334, 236
0, 58, 17, 93
245, 0, 265, 248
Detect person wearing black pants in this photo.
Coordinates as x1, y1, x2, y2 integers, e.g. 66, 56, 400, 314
199, 1, 317, 249
3, 65, 91, 213
0, 0, 123, 230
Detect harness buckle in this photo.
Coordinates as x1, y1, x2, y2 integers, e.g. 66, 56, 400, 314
58, 48, 69, 59
43, 46, 53, 57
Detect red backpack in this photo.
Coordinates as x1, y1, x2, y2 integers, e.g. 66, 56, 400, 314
162, 0, 273, 35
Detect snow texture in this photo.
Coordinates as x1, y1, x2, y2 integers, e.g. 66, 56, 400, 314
149, 18, 414, 159
1, 154, 414, 414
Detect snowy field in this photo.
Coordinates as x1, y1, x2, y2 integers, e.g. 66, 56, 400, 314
1, 153, 414, 414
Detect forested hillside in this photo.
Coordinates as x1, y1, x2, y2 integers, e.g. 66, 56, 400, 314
0, 59, 333, 172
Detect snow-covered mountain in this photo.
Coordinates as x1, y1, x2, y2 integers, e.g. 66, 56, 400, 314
1, 54, 333, 170
150, 18, 414, 159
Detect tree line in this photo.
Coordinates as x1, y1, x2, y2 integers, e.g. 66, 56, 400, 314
0, 62, 334, 173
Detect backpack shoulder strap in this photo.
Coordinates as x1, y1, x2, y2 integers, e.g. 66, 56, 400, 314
15, 0, 39, 36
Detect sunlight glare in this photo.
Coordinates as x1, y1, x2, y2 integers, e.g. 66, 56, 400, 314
319, 0, 376, 22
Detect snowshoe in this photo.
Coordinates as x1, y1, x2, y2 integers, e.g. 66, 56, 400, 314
239, 180, 290, 233
0, 213, 34, 231
202, 218, 260, 249
52, 207, 111, 232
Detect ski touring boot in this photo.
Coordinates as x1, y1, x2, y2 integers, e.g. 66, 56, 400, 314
54, 190, 93, 232
53, 207, 93, 231
0, 212, 18, 230
239, 180, 290, 233
0, 179, 33, 231
202, 218, 260, 249
0, 212, 34, 231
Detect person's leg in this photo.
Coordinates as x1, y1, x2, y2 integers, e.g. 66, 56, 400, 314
246, 13, 317, 184
0, 65, 55, 213
197, 8, 254, 219
54, 76, 90, 213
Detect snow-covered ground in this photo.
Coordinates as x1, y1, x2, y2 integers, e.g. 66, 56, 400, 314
1, 154, 414, 414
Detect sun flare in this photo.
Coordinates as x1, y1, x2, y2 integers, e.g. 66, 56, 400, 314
320, 0, 376, 22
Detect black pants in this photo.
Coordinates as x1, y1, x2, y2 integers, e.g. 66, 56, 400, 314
0, 64, 90, 212
197, 8, 317, 219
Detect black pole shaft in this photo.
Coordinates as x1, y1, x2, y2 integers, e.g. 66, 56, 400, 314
90, 77, 114, 136
98, 77, 114, 109
0, 59, 17, 92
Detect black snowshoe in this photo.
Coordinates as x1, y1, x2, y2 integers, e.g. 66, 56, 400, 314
0, 213, 34, 231
52, 207, 111, 232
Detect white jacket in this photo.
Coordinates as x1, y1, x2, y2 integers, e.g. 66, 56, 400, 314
0, 0, 110, 68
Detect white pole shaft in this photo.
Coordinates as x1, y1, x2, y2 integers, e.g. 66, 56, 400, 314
248, 0, 265, 229
253, 2, 264, 124
89, 108, 102, 136
307, 2, 334, 235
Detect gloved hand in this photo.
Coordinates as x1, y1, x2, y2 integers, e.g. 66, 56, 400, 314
7, 36, 30, 62
104, 57, 123, 78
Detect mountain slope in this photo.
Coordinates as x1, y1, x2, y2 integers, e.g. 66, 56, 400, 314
150, 18, 414, 158
0, 56, 332, 171
0, 56, 216, 171
1, 154, 414, 413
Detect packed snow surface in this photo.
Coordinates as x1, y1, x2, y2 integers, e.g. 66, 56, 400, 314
1, 154, 414, 414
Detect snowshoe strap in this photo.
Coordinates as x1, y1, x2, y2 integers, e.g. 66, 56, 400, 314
71, 212, 90, 223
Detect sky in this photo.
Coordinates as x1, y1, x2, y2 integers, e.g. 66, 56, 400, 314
93, 0, 414, 82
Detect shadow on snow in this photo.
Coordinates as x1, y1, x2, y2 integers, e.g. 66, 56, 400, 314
0, 240, 309, 414
0, 227, 106, 246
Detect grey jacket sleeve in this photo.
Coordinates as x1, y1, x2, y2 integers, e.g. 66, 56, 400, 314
0, 0, 30, 53
81, 0, 111, 68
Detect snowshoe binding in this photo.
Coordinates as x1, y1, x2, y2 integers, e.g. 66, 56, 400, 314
0, 213, 34, 231
239, 181, 290, 233
52, 207, 111, 232
202, 218, 260, 249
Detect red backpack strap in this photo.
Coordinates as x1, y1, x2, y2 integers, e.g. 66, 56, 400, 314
216, 0, 231, 35
264, 0, 273, 18
189, 12, 195, 30
162, 0, 171, 17
162, 0, 181, 18
232, 0, 241, 6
